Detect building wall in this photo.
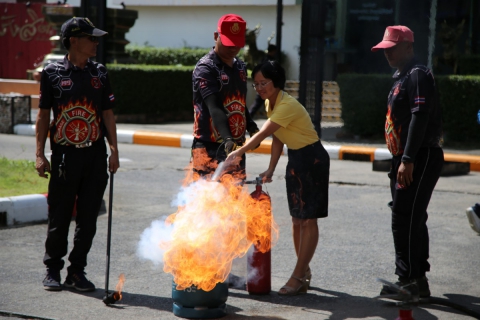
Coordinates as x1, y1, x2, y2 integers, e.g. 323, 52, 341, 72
123, 5, 302, 79
44, 0, 302, 78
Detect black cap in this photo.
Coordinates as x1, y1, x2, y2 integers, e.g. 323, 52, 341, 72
61, 17, 107, 39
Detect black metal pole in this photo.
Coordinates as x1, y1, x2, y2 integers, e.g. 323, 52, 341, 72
10, 97, 15, 134
104, 173, 114, 296
96, 0, 107, 64
298, 0, 309, 106
80, 0, 88, 17
27, 95, 31, 124
314, 0, 326, 137
276, 0, 283, 62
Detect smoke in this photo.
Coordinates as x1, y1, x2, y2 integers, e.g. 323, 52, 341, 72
137, 216, 173, 265
137, 162, 277, 291
246, 246, 260, 285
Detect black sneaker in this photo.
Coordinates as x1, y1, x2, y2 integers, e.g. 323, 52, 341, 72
416, 276, 431, 298
64, 272, 95, 292
43, 269, 62, 291
379, 278, 419, 302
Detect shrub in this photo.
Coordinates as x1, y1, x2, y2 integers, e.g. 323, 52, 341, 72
336, 74, 392, 138
457, 55, 480, 75
436, 75, 480, 143
107, 64, 194, 123
126, 46, 210, 66
337, 73, 480, 144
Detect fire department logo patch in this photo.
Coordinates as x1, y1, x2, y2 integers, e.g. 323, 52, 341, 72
54, 104, 100, 145
239, 70, 246, 82
60, 79, 73, 88
91, 77, 102, 89
220, 72, 229, 84
64, 117, 92, 144
230, 23, 240, 34
228, 111, 246, 139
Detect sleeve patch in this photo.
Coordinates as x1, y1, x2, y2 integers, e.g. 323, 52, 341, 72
414, 96, 425, 104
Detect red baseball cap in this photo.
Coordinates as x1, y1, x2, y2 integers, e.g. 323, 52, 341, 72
217, 14, 246, 47
371, 26, 414, 52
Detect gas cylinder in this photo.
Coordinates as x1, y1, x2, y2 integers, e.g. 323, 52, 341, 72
246, 177, 271, 295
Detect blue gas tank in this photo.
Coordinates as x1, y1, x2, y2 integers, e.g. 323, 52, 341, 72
172, 281, 228, 319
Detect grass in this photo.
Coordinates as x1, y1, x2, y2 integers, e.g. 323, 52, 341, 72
0, 157, 49, 197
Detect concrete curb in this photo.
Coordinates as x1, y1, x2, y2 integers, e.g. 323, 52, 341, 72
0, 194, 48, 227
14, 124, 480, 171
6, 123, 480, 227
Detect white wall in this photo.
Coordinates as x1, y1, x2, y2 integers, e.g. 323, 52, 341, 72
125, 5, 301, 79
45, 1, 302, 79
115, 0, 299, 5
46, 0, 122, 9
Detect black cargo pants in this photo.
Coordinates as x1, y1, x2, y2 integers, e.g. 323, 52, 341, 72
43, 140, 108, 275
389, 147, 443, 280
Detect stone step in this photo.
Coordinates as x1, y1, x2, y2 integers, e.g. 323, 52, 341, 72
322, 106, 342, 112
284, 80, 342, 123
283, 87, 340, 96
322, 113, 343, 122
285, 80, 340, 89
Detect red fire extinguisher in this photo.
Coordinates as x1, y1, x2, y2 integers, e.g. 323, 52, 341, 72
396, 309, 414, 320
246, 177, 271, 295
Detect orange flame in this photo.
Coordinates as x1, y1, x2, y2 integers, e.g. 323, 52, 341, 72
113, 273, 125, 301
223, 91, 246, 108
162, 156, 278, 292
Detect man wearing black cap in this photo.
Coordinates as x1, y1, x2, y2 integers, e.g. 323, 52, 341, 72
35, 17, 119, 292
371, 26, 443, 300
191, 13, 259, 180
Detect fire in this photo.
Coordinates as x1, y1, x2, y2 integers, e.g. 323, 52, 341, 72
60, 97, 96, 115
113, 273, 125, 301
161, 155, 278, 292
222, 91, 246, 108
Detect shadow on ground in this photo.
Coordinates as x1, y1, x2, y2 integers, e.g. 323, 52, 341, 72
228, 286, 480, 320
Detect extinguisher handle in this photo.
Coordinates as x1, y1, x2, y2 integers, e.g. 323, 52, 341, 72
244, 176, 264, 185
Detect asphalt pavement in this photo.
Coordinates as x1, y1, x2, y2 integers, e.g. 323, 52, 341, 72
0, 126, 480, 320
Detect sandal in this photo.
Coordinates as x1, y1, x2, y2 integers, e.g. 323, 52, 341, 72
278, 275, 309, 296
305, 268, 312, 289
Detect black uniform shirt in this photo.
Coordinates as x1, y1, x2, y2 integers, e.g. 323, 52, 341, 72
39, 55, 115, 146
385, 58, 442, 156
192, 48, 248, 143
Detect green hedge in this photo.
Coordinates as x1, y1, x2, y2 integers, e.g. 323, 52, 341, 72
336, 74, 392, 138
126, 46, 210, 66
107, 64, 194, 122
437, 75, 480, 143
337, 74, 480, 144
458, 55, 480, 75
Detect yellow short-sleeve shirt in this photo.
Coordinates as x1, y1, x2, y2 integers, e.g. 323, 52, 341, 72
266, 90, 319, 150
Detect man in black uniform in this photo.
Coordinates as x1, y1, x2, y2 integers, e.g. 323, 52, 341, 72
371, 25, 443, 300
192, 13, 258, 179
35, 17, 119, 292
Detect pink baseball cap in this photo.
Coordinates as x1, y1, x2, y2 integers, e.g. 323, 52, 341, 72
371, 26, 414, 52
217, 14, 246, 47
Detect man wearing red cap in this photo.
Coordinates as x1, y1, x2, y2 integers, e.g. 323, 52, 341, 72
372, 25, 443, 301
191, 14, 259, 180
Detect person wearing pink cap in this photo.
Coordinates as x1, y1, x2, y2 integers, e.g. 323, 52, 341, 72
372, 25, 444, 301
191, 14, 259, 179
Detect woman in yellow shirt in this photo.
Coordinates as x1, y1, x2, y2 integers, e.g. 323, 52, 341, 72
228, 60, 330, 296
